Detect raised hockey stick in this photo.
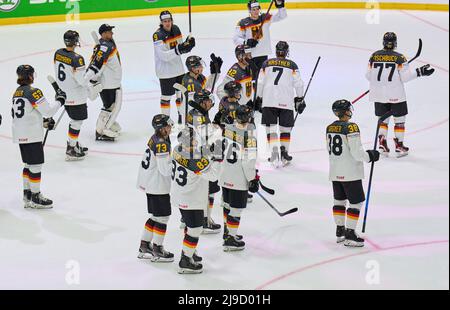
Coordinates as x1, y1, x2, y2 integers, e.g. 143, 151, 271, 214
91, 31, 100, 45
361, 111, 393, 233
294, 56, 321, 124
174, 83, 189, 125
43, 76, 66, 146
352, 38, 423, 104
256, 191, 298, 217
188, 0, 192, 35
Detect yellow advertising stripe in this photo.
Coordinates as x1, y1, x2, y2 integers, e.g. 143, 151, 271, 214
0, 2, 448, 26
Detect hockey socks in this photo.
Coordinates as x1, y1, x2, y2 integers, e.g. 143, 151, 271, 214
279, 126, 292, 152
141, 218, 155, 243
160, 96, 171, 116
152, 216, 169, 246
346, 203, 363, 230
227, 208, 243, 237
183, 227, 202, 258
68, 120, 83, 147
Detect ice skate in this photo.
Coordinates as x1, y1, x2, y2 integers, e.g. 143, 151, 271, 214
344, 229, 365, 248
378, 135, 390, 157
223, 235, 245, 252
202, 217, 221, 235
223, 226, 243, 241
280, 146, 293, 167
193, 251, 203, 263
137, 241, 153, 259
66, 142, 86, 161
394, 138, 409, 158
336, 225, 346, 243
30, 192, 53, 210
23, 190, 32, 209
75, 142, 89, 154
268, 147, 281, 168
178, 253, 203, 274
151, 244, 174, 263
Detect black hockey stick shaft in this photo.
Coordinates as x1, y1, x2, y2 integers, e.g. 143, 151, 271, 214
294, 56, 321, 124
259, 180, 275, 195
353, 39, 423, 104
256, 191, 298, 217
43, 76, 64, 146
188, 0, 192, 34
362, 111, 393, 233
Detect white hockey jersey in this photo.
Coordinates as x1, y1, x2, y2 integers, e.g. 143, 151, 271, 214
87, 38, 122, 89
366, 49, 418, 103
216, 62, 253, 105
11, 85, 61, 144
219, 123, 257, 191
54, 48, 88, 106
326, 121, 371, 182
153, 25, 185, 79
257, 58, 304, 110
233, 8, 287, 58
137, 134, 172, 195
170, 146, 219, 211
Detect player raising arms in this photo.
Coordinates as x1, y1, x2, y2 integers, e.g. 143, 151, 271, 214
12, 65, 66, 209
171, 127, 220, 274
326, 100, 380, 247
220, 105, 259, 251
137, 114, 175, 263
366, 32, 435, 157
86, 24, 123, 142
54, 30, 90, 161
256, 41, 305, 167
154, 10, 195, 125
233, 0, 287, 80
217, 45, 255, 107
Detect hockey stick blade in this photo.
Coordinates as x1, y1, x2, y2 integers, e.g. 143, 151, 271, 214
91, 31, 100, 45
174, 83, 187, 93
47, 75, 60, 92
259, 181, 275, 195
280, 207, 299, 217
408, 38, 422, 64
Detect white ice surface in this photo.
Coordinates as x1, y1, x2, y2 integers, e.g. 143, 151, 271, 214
0, 9, 448, 290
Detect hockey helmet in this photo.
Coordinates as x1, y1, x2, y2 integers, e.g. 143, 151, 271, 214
224, 81, 243, 99
152, 114, 173, 131
236, 105, 253, 124
16, 65, 35, 85
64, 30, 80, 47
276, 41, 289, 58
185, 55, 205, 72
235, 44, 252, 62
332, 99, 353, 118
189, 89, 215, 113
383, 32, 397, 50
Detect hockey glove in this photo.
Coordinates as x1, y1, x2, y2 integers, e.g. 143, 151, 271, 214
210, 53, 223, 74
275, 0, 285, 8
294, 97, 306, 114
367, 150, 380, 163
417, 64, 435, 77
55, 89, 67, 106
254, 97, 263, 113
43, 118, 56, 130
246, 38, 259, 48
223, 114, 235, 125
248, 178, 260, 193
188, 36, 196, 48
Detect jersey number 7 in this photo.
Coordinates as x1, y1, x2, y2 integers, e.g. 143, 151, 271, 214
273, 67, 284, 85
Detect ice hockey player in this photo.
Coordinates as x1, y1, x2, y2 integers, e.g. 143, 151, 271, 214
326, 99, 380, 247
86, 24, 123, 141
220, 105, 259, 251
366, 32, 435, 158
187, 90, 223, 234
216, 45, 255, 106
181, 55, 223, 106
171, 127, 220, 274
214, 81, 243, 127
153, 10, 196, 126
12, 65, 66, 209
233, 0, 287, 80
54, 30, 90, 161
256, 41, 305, 167
137, 114, 175, 262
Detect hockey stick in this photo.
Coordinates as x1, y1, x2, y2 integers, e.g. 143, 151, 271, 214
256, 191, 298, 217
188, 0, 192, 36
43, 76, 66, 146
259, 180, 275, 195
352, 38, 423, 104
294, 56, 321, 124
91, 31, 100, 45
174, 83, 189, 125
361, 111, 393, 233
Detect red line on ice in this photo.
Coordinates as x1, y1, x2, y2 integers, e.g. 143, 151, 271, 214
255, 239, 449, 290
399, 10, 449, 33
